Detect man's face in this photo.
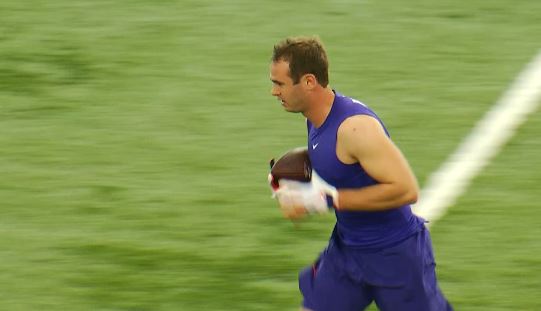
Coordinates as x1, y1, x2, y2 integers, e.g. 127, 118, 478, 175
270, 60, 305, 113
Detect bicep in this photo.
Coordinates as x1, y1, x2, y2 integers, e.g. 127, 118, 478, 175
338, 116, 416, 185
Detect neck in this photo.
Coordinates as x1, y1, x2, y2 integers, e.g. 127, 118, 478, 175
303, 87, 335, 128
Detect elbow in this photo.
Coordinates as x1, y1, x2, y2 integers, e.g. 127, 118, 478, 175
389, 185, 419, 208
402, 184, 419, 205
407, 177, 420, 204
407, 189, 419, 205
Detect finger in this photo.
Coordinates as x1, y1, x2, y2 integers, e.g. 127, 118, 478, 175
280, 204, 307, 220
268, 174, 280, 192
278, 193, 300, 208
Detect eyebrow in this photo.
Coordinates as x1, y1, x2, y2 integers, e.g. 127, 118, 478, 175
270, 79, 284, 86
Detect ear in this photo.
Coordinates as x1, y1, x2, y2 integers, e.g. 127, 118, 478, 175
302, 74, 318, 90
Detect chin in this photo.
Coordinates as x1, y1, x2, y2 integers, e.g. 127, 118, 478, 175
284, 107, 301, 113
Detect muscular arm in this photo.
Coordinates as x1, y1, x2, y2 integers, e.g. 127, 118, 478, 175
335, 115, 419, 211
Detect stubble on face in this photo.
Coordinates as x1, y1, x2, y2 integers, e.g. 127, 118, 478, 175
270, 61, 305, 113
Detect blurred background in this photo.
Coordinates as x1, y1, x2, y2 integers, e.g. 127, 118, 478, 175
1, 0, 541, 310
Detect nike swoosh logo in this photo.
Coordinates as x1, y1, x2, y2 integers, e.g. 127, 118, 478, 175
312, 143, 319, 149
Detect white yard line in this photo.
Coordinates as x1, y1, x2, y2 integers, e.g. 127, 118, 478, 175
413, 50, 541, 226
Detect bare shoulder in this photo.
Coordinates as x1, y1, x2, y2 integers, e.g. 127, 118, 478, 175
336, 114, 390, 163
338, 114, 388, 147
338, 114, 385, 137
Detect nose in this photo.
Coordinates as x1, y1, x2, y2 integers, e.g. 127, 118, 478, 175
271, 85, 280, 97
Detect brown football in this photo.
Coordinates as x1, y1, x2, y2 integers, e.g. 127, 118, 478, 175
270, 146, 312, 188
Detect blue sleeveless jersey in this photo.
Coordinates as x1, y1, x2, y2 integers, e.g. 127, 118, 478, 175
307, 91, 424, 249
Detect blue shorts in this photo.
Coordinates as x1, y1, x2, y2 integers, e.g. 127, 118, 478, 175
299, 227, 453, 311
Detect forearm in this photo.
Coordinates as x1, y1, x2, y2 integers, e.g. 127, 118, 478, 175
336, 183, 418, 211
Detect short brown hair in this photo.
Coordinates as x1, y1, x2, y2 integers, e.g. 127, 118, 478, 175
272, 36, 329, 87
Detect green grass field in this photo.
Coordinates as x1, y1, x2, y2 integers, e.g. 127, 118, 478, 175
1, 0, 541, 310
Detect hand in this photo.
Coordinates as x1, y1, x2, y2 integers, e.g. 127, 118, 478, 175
277, 201, 308, 220
268, 173, 305, 219
271, 171, 339, 218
